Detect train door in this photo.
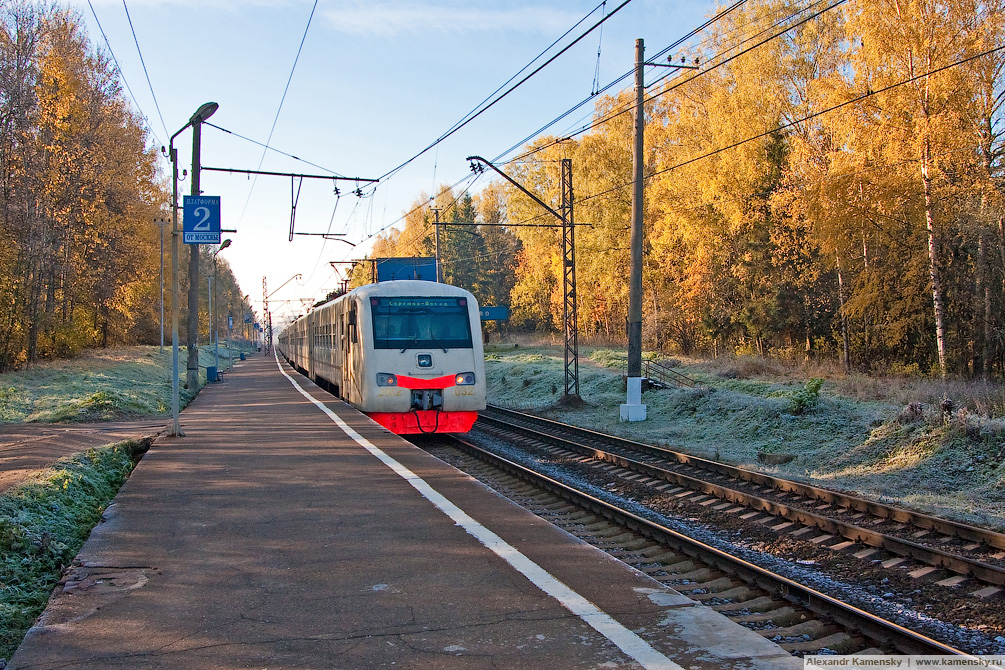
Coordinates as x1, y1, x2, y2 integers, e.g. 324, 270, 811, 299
343, 302, 360, 404
307, 314, 316, 380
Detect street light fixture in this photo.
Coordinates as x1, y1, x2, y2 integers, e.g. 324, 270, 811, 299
167, 102, 218, 437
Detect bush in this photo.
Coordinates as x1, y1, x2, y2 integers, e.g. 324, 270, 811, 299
789, 378, 824, 414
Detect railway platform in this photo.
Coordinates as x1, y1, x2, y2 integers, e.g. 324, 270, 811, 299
11, 353, 800, 670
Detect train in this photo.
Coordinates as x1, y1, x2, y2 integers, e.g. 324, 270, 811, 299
278, 280, 486, 434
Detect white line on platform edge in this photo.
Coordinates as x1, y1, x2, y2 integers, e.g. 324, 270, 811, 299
274, 351, 683, 670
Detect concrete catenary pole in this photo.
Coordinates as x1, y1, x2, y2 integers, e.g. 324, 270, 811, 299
621, 38, 647, 422
186, 120, 204, 392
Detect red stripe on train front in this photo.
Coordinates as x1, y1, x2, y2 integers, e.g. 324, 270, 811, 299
391, 373, 457, 390
367, 411, 478, 434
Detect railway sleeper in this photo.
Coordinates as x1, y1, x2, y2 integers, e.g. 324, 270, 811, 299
779, 632, 859, 653
757, 619, 831, 640
690, 585, 754, 602
669, 568, 715, 584
675, 577, 735, 594
711, 596, 784, 613
595, 532, 638, 545
581, 526, 630, 539
667, 574, 723, 590
611, 547, 663, 561
633, 545, 674, 559
542, 503, 579, 513
607, 538, 655, 552
727, 606, 802, 625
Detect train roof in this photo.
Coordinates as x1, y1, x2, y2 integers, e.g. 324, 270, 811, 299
349, 281, 476, 300
299, 282, 477, 324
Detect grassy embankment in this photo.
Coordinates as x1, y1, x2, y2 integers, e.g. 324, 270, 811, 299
484, 342, 1005, 531
0, 345, 242, 423
0, 439, 149, 660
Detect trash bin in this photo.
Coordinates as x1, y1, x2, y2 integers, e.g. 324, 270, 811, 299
207, 365, 218, 383
239, 352, 246, 361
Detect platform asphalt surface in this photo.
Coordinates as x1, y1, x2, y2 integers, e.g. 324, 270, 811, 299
11, 353, 800, 669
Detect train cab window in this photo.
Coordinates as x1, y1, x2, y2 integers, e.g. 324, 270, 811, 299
370, 296, 472, 350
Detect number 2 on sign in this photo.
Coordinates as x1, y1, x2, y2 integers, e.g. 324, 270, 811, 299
193, 206, 212, 231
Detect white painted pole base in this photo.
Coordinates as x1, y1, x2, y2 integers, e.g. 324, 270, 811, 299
620, 376, 647, 421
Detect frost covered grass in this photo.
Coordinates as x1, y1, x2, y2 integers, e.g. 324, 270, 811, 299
0, 439, 147, 659
483, 342, 1005, 530
0, 346, 239, 423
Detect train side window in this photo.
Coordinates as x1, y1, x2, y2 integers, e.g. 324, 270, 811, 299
347, 307, 357, 344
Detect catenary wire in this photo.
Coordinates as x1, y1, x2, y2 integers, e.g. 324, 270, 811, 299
504, 0, 845, 167
85, 0, 165, 155
437, 1, 611, 157
348, 0, 774, 255
236, 0, 320, 228
364, 0, 760, 255
121, 0, 169, 143
370, 173, 485, 255
204, 122, 346, 177
375, 0, 635, 184
491, 0, 753, 164
309, 0, 749, 253
566, 43, 1005, 212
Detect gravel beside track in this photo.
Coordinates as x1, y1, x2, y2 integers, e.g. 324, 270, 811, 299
445, 425, 1005, 656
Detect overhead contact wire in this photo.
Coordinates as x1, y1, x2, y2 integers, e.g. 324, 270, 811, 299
85, 0, 165, 154
122, 0, 169, 143
376, 0, 635, 183
237, 0, 320, 228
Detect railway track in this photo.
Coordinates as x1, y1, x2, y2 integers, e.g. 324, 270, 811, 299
479, 405, 1005, 596
420, 435, 969, 657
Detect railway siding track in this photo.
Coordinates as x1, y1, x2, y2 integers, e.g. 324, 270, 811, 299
430, 436, 968, 657
479, 406, 1005, 595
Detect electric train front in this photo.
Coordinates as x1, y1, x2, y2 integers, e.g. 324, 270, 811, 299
362, 292, 486, 434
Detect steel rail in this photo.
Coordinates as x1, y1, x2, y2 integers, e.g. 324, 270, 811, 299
483, 405, 1005, 550
478, 411, 1005, 586
449, 436, 968, 657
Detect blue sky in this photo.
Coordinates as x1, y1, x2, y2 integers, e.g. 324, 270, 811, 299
75, 0, 710, 325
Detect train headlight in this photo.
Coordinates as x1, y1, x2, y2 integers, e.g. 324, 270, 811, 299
376, 373, 398, 386
455, 372, 476, 386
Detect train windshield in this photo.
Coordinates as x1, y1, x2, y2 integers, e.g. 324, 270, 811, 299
370, 296, 473, 350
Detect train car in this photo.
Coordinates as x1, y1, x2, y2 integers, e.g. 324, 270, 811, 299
278, 280, 486, 434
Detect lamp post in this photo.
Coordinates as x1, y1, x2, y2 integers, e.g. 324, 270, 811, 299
168, 102, 218, 437
212, 239, 231, 378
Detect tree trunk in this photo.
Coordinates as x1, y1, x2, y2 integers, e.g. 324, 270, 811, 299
836, 252, 850, 372
921, 139, 948, 377
977, 231, 991, 379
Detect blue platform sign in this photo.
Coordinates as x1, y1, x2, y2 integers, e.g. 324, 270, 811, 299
479, 306, 510, 321
183, 196, 221, 244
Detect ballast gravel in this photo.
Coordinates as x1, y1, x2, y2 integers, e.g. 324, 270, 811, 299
457, 428, 1005, 656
